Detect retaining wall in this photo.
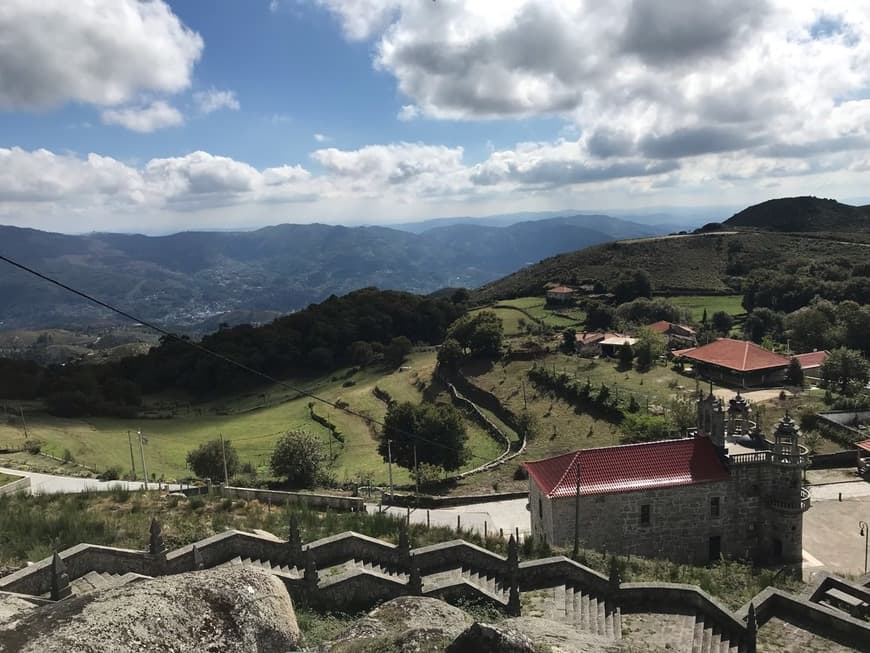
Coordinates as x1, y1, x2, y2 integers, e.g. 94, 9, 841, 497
217, 485, 365, 512
0, 475, 30, 496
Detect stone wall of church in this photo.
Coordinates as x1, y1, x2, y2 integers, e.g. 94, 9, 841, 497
535, 463, 804, 565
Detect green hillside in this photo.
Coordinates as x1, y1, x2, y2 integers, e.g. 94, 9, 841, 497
722, 196, 870, 232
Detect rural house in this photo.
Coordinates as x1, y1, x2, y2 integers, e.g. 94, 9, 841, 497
672, 338, 790, 387
546, 285, 575, 304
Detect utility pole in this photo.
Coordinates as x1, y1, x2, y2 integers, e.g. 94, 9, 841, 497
19, 406, 28, 439
572, 460, 582, 560
219, 432, 229, 486
137, 429, 149, 491
521, 380, 527, 408
127, 430, 136, 478
387, 439, 394, 503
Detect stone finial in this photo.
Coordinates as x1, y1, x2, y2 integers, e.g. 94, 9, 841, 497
192, 544, 204, 571
304, 550, 318, 590
506, 534, 519, 570
408, 558, 423, 596
507, 580, 521, 617
50, 552, 71, 601
746, 602, 757, 653
608, 556, 622, 589
149, 518, 166, 558
288, 513, 303, 565
397, 519, 411, 566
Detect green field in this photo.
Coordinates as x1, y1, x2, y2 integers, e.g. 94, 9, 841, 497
468, 306, 527, 336
490, 297, 586, 330
0, 351, 505, 485
663, 295, 746, 321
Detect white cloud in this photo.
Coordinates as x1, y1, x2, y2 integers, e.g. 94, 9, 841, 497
313, 133, 331, 142
397, 104, 419, 121
317, 0, 870, 172
101, 101, 184, 133
0, 0, 202, 109
194, 88, 240, 114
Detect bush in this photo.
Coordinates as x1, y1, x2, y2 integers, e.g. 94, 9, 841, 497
23, 439, 42, 454
186, 439, 240, 482
270, 429, 334, 488
98, 466, 121, 481
62, 448, 75, 463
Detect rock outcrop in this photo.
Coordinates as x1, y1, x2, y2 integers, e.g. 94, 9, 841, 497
446, 621, 536, 653
0, 566, 300, 653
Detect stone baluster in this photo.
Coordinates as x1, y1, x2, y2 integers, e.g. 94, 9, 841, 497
507, 535, 521, 616
192, 544, 204, 571
408, 556, 423, 596
304, 550, 319, 592
149, 518, 166, 557
745, 602, 757, 653
50, 552, 71, 601
287, 513, 303, 567
397, 519, 411, 570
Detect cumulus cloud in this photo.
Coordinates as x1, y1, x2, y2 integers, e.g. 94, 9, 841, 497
194, 89, 240, 114
0, 0, 202, 109
101, 101, 184, 133
316, 0, 870, 168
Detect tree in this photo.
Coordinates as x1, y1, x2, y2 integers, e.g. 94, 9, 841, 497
384, 336, 413, 366
710, 311, 734, 335
820, 347, 870, 396
634, 327, 666, 372
612, 269, 652, 304
562, 328, 577, 352
617, 341, 634, 369
349, 340, 375, 367
270, 429, 333, 488
701, 308, 708, 326
379, 401, 468, 471
445, 311, 504, 359
785, 306, 836, 352
743, 307, 784, 343
585, 301, 614, 330
186, 438, 240, 481
669, 395, 696, 436
785, 358, 804, 388
437, 337, 464, 368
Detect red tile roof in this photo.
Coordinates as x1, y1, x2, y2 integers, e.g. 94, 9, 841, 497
673, 338, 789, 372
856, 439, 870, 453
524, 437, 730, 498
548, 286, 575, 294
793, 351, 829, 370
647, 320, 672, 333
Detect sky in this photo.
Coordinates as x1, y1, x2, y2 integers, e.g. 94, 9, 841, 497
2, 1, 870, 234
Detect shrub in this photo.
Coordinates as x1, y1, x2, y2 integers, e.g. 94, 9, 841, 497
270, 429, 334, 488
98, 466, 121, 481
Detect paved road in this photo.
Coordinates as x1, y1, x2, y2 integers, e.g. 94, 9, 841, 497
369, 498, 531, 540
0, 465, 179, 495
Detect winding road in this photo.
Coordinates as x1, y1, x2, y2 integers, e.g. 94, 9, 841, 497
0, 465, 180, 495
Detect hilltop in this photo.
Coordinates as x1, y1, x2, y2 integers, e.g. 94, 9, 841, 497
476, 196, 870, 302
721, 196, 870, 232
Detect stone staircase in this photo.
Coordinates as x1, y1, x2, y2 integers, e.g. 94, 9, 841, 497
524, 583, 621, 639
66, 571, 149, 597
620, 611, 740, 652
421, 566, 507, 601
221, 556, 301, 578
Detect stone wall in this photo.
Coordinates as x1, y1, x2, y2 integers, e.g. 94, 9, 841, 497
217, 485, 365, 512
0, 475, 30, 496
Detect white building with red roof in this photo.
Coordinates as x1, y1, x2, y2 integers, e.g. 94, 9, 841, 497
524, 393, 810, 566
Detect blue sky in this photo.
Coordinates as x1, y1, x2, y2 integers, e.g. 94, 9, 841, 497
2, 1, 870, 233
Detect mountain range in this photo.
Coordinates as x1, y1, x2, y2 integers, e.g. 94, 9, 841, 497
0, 213, 675, 329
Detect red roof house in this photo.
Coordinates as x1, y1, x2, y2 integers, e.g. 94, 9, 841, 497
525, 437, 730, 499
792, 350, 829, 371
673, 338, 790, 387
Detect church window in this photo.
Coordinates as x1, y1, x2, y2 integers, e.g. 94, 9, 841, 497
640, 504, 650, 526
711, 497, 720, 518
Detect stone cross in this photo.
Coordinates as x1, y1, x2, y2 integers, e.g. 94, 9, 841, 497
608, 555, 622, 590
507, 534, 519, 571
507, 581, 521, 617
50, 552, 71, 601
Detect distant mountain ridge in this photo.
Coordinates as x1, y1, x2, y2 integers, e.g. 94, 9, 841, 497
0, 213, 670, 329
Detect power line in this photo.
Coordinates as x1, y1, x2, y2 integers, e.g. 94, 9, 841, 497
0, 253, 491, 463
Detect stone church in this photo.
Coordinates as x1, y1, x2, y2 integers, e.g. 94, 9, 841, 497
525, 391, 810, 565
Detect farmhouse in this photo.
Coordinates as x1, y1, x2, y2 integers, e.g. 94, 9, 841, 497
546, 285, 575, 304
673, 338, 790, 387
646, 320, 697, 348
525, 391, 810, 566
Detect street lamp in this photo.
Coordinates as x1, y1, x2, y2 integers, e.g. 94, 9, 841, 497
860, 521, 869, 575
